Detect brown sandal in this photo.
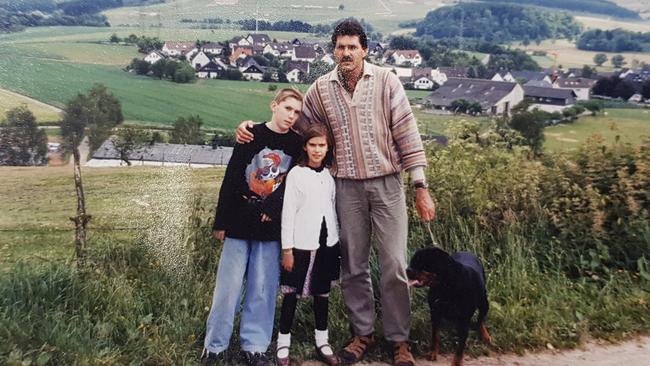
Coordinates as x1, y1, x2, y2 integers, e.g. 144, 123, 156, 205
338, 335, 375, 364
393, 342, 415, 366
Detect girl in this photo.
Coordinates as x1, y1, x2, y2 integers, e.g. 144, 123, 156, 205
276, 125, 341, 366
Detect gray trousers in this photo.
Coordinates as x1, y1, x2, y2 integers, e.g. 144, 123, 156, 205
335, 173, 410, 342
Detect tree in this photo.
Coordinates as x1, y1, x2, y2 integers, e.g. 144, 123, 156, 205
593, 53, 607, 66
170, 115, 206, 145
641, 80, 650, 100
581, 65, 596, 79
109, 33, 120, 43
338, 4, 344, 11
611, 54, 626, 68
60, 84, 123, 266
151, 59, 166, 79
173, 63, 197, 83
0, 106, 48, 166
509, 110, 545, 157
110, 127, 151, 166
389, 35, 419, 50
130, 58, 150, 75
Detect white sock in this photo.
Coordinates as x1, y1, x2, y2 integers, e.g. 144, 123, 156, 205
315, 329, 333, 356
277, 332, 291, 358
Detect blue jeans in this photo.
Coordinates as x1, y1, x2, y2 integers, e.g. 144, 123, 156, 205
204, 237, 280, 354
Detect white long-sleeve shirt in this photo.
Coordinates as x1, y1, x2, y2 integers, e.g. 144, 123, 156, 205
281, 165, 339, 250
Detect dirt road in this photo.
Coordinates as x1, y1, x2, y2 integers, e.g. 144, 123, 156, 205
304, 335, 650, 366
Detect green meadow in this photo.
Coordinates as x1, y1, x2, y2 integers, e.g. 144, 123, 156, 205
545, 109, 650, 151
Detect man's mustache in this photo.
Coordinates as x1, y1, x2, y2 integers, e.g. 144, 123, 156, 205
340, 56, 353, 62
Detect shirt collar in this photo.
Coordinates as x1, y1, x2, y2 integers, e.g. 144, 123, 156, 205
329, 60, 374, 84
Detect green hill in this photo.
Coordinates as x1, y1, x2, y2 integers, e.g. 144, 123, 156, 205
477, 0, 639, 19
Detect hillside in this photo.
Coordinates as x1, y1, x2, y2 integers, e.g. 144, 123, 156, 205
103, 0, 449, 33
415, 3, 582, 43
476, 0, 640, 19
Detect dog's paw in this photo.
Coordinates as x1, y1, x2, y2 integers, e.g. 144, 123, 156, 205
428, 351, 438, 361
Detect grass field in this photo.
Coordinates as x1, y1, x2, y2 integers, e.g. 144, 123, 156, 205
0, 88, 62, 123
513, 39, 650, 69
576, 15, 650, 32
103, 0, 449, 33
0, 166, 222, 270
544, 108, 650, 151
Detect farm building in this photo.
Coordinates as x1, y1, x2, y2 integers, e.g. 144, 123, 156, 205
87, 140, 233, 168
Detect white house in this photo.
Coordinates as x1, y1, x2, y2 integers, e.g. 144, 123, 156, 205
197, 60, 228, 79
144, 51, 165, 64
162, 41, 196, 57
412, 68, 436, 90
230, 36, 251, 51
292, 46, 317, 62
263, 43, 295, 58
524, 86, 577, 113
201, 43, 225, 55
427, 78, 524, 115
491, 71, 516, 83
286, 61, 310, 83
430, 68, 448, 86
384, 50, 422, 67
553, 78, 597, 101
246, 33, 271, 47
242, 64, 265, 81
190, 51, 211, 70
314, 53, 335, 66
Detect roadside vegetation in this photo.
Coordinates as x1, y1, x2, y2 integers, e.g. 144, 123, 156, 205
1, 115, 649, 364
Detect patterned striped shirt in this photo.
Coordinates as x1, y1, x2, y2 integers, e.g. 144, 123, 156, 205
296, 61, 427, 180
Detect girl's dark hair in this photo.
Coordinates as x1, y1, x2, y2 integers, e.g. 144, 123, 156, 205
296, 125, 334, 168
331, 19, 368, 50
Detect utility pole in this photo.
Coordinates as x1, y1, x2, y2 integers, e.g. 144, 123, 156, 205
459, 1, 464, 51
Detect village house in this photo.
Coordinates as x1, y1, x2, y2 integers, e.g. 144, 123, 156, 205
197, 59, 228, 79
438, 66, 468, 79
524, 86, 577, 113
229, 46, 254, 64
367, 41, 386, 57
162, 41, 197, 57
201, 43, 226, 55
411, 68, 437, 90
292, 45, 317, 62
263, 42, 295, 58
383, 49, 422, 67
144, 50, 165, 64
553, 78, 597, 100
87, 140, 233, 168
230, 36, 251, 51
427, 78, 524, 115
491, 71, 516, 83
286, 61, 310, 83
241, 64, 265, 81
511, 71, 552, 84
316, 53, 336, 66
246, 33, 272, 48
190, 51, 211, 70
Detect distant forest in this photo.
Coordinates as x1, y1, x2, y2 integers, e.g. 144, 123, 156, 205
415, 3, 582, 43
476, 0, 639, 19
577, 28, 650, 52
0, 0, 162, 32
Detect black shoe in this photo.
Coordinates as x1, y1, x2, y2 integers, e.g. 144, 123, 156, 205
241, 351, 271, 366
200, 349, 223, 366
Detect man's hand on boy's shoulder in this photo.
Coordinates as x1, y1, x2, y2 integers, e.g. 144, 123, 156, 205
236, 121, 255, 144
212, 230, 225, 242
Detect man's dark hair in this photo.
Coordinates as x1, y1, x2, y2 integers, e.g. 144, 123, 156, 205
331, 19, 368, 50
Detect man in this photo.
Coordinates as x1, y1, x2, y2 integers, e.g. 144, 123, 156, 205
237, 20, 436, 366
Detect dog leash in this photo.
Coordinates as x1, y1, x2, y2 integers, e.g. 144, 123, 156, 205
423, 221, 441, 248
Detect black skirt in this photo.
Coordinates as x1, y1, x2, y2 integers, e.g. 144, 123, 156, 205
280, 218, 341, 296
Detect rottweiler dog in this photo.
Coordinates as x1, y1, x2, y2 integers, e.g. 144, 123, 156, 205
407, 247, 492, 366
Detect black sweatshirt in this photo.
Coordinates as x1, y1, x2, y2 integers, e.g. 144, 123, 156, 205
213, 123, 301, 241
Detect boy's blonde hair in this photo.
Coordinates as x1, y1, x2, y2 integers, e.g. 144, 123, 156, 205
273, 88, 303, 104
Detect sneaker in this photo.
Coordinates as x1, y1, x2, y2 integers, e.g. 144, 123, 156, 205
200, 349, 223, 366
241, 351, 272, 366
392, 342, 415, 366
338, 334, 375, 364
